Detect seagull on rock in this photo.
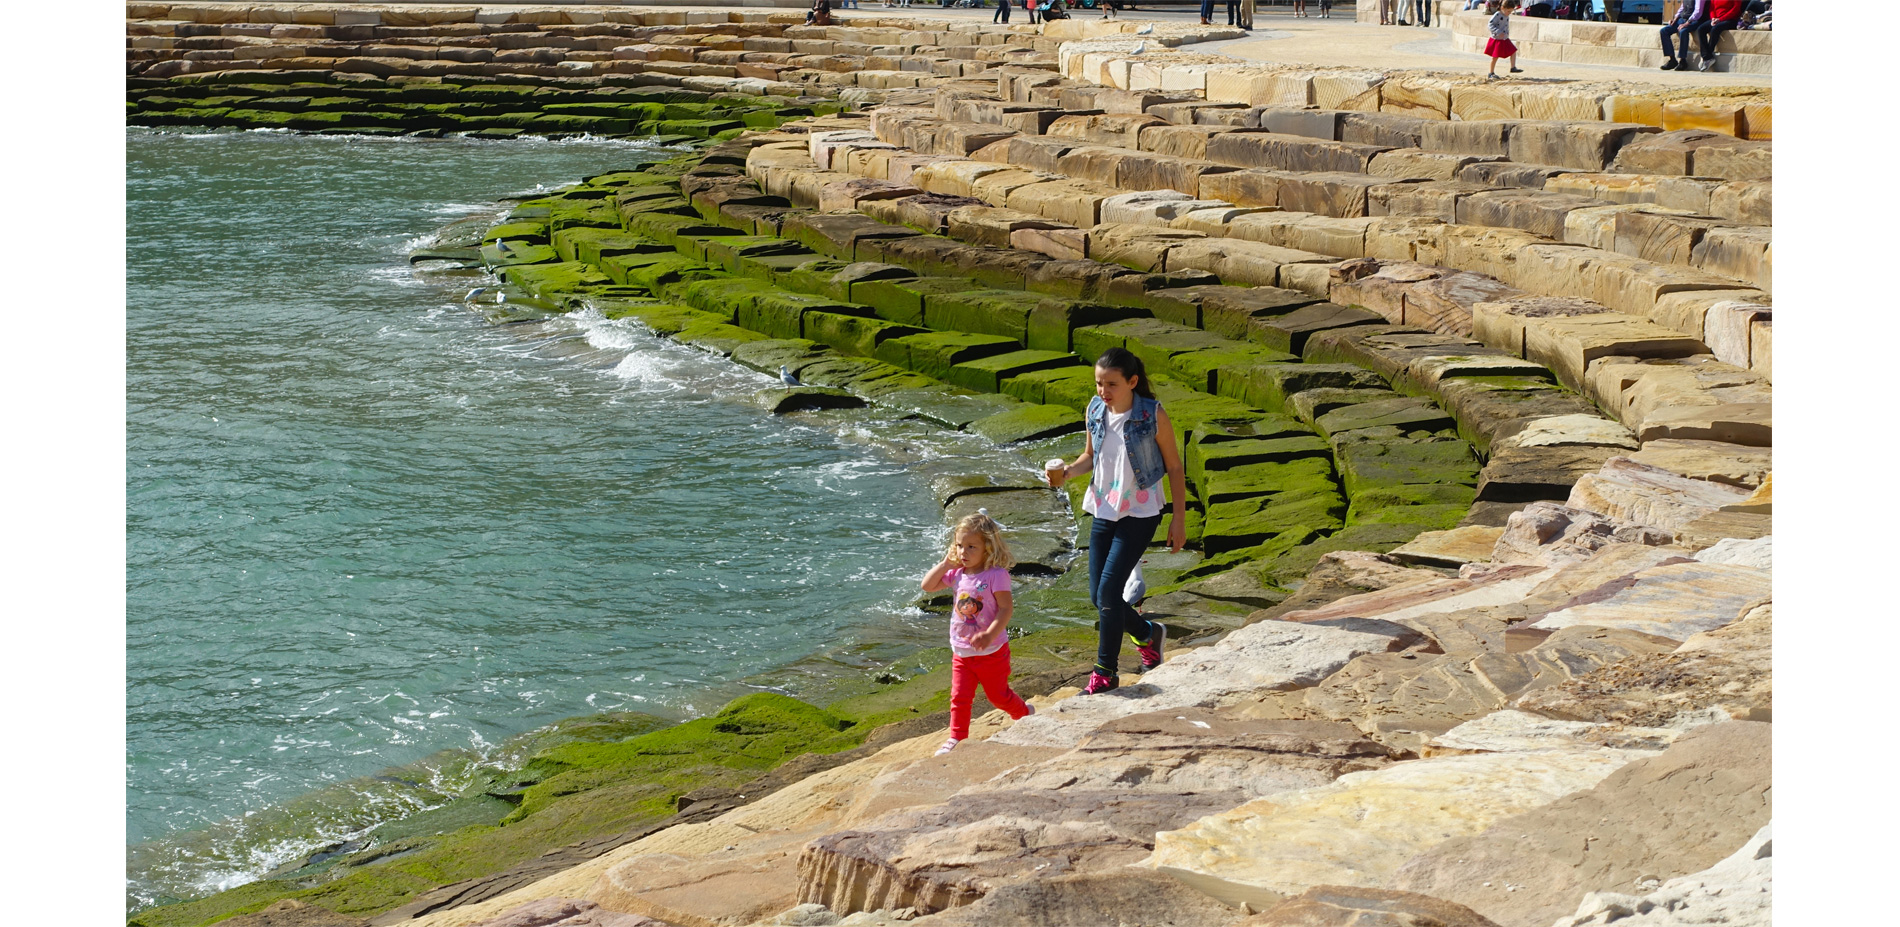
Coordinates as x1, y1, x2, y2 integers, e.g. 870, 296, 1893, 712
464, 287, 487, 302
1131, 41, 1146, 54
1135, 23, 1154, 34
779, 365, 801, 386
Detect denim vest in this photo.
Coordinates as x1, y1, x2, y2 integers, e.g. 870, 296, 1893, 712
1086, 394, 1166, 491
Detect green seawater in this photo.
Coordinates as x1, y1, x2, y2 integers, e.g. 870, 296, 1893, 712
125, 128, 968, 907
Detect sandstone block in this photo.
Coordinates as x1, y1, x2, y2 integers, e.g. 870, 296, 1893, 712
1047, 112, 1167, 148
1660, 99, 1744, 137
1449, 86, 1521, 122
1253, 886, 1504, 927
1138, 124, 1237, 160
1626, 438, 1770, 489
1506, 121, 1658, 172
908, 159, 1008, 199
1342, 112, 1429, 149
1458, 189, 1601, 241
1368, 181, 1491, 224
1362, 217, 1452, 264
971, 134, 1080, 172
1260, 107, 1344, 140
1205, 133, 1390, 174
1525, 314, 1707, 392
1457, 161, 1579, 189
1610, 211, 1727, 266
1198, 168, 1288, 208
1007, 179, 1120, 227
1393, 722, 1770, 927
1368, 150, 1500, 182
1117, 152, 1241, 196
1546, 172, 1664, 205
1561, 204, 1691, 252
1147, 748, 1650, 910
1709, 180, 1770, 226
1166, 239, 1334, 289
1273, 172, 1391, 220
1565, 456, 1754, 540
946, 205, 1068, 250
1610, 128, 1750, 176
1089, 223, 1207, 271
1691, 227, 1770, 292
1010, 226, 1090, 262
1377, 78, 1451, 120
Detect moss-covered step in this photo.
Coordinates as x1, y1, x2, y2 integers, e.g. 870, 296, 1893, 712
1200, 455, 1341, 506
875, 331, 1021, 380
1001, 365, 1098, 409
1241, 302, 1392, 355
851, 276, 980, 327
803, 311, 926, 357
1201, 487, 1349, 556
1185, 432, 1334, 493
944, 349, 1081, 394
967, 403, 1086, 445
782, 212, 921, 261
1312, 396, 1459, 441
552, 228, 672, 265
1214, 362, 1388, 415
480, 240, 560, 269
1331, 434, 1483, 501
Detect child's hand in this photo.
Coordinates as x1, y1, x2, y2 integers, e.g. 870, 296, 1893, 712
972, 623, 1003, 649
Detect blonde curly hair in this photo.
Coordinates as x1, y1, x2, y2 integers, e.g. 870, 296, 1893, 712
948, 511, 1015, 573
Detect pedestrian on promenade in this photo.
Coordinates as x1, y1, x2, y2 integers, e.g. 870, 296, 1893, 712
1659, 0, 1709, 70
1227, 0, 1241, 25
920, 512, 1035, 757
1027, 0, 1039, 24
1294, 0, 1308, 17
1381, 0, 1397, 25
994, 0, 1011, 23
1321, 0, 1333, 18
1694, 0, 1745, 70
1046, 349, 1187, 696
1486, 0, 1523, 77
1200, 0, 1215, 25
1414, 0, 1433, 26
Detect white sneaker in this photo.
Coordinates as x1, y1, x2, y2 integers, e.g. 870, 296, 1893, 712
934, 737, 960, 757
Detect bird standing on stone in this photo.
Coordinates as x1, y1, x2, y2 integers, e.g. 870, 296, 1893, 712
1131, 41, 1146, 54
779, 365, 801, 386
1136, 23, 1153, 34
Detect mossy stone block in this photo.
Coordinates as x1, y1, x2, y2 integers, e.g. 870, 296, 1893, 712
1001, 366, 1098, 409
1202, 489, 1348, 555
944, 349, 1081, 394
875, 331, 1019, 380
779, 259, 858, 300
546, 198, 621, 233
923, 289, 1045, 344
1333, 437, 1482, 500
1215, 362, 1387, 414
676, 319, 771, 355
600, 303, 725, 335
626, 214, 737, 249
1028, 299, 1148, 354
968, 403, 1086, 445
616, 254, 721, 295
678, 277, 777, 320
729, 339, 830, 378
1346, 503, 1470, 530
500, 261, 615, 303
1186, 436, 1334, 494
851, 277, 972, 327
1149, 379, 1284, 444
803, 312, 924, 357
1315, 396, 1458, 440
481, 241, 560, 269
755, 386, 867, 414
483, 221, 551, 246
1200, 451, 1336, 501
701, 236, 811, 275
877, 387, 1026, 430
552, 228, 658, 264
1169, 346, 1299, 395
1247, 302, 1388, 354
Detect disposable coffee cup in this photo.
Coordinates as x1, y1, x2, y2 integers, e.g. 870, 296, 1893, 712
1044, 458, 1065, 483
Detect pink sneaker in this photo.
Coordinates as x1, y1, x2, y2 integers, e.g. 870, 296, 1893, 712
1136, 625, 1166, 672
934, 737, 960, 757
1082, 672, 1119, 695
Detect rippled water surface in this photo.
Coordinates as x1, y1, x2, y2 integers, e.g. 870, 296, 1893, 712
126, 129, 954, 904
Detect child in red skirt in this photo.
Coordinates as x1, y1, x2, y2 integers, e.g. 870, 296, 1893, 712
920, 511, 1035, 757
1486, 0, 1524, 78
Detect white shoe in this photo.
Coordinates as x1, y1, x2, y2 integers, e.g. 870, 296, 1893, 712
934, 737, 960, 757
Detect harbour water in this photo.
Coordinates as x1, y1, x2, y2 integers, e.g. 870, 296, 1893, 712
125, 128, 986, 907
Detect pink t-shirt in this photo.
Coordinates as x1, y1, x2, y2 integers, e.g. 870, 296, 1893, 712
944, 566, 1011, 658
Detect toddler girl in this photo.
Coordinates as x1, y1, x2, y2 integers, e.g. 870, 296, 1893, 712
1486, 0, 1524, 78
920, 511, 1034, 757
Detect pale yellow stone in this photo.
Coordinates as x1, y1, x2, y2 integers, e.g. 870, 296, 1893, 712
1146, 749, 1646, 910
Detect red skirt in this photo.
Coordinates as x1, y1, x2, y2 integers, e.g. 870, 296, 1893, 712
1485, 37, 1517, 57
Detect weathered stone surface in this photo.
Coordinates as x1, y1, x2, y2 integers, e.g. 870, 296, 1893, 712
1459, 189, 1602, 241
1250, 886, 1503, 927
1491, 415, 1638, 453
1566, 457, 1753, 543
1528, 558, 1767, 642
1234, 624, 1678, 754
1475, 445, 1625, 504
1421, 709, 1683, 757
1626, 439, 1769, 488
1274, 564, 1548, 627
1246, 551, 1448, 624
755, 386, 868, 414
1393, 722, 1771, 927
799, 711, 1393, 919
1167, 239, 1335, 290
1089, 223, 1208, 272
217, 899, 368, 927
1506, 121, 1658, 172
1489, 502, 1674, 569
1199, 168, 1290, 208
1518, 599, 1771, 726
465, 898, 664, 927
943, 205, 1067, 250
1146, 747, 1649, 910
991, 620, 1405, 749
1387, 526, 1503, 569
1548, 824, 1772, 927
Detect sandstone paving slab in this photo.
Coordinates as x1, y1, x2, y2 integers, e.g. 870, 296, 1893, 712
988, 620, 1407, 749
1626, 438, 1769, 489
796, 711, 1397, 919
1527, 559, 1768, 641
1491, 414, 1638, 453
1547, 823, 1771, 927
1386, 526, 1503, 569
1565, 457, 1753, 543
1247, 886, 1504, 927
1489, 502, 1676, 569
1518, 599, 1770, 727
1274, 564, 1551, 628
1422, 709, 1684, 758
1143, 746, 1652, 911
1392, 722, 1771, 927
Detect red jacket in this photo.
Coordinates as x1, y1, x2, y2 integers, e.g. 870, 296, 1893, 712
1710, 0, 1744, 21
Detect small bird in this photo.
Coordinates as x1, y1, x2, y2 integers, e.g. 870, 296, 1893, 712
463, 287, 487, 302
1135, 23, 1153, 34
779, 365, 801, 386
1131, 41, 1146, 54
1123, 561, 1147, 607
978, 507, 1006, 530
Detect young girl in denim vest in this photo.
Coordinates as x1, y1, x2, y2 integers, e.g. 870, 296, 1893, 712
1046, 348, 1188, 695
920, 511, 1036, 756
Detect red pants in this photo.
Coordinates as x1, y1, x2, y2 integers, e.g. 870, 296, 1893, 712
949, 643, 1031, 740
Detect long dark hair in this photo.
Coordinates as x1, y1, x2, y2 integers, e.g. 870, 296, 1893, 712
1095, 347, 1156, 400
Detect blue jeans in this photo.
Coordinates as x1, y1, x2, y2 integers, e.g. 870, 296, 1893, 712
1199, 0, 1215, 19
1088, 512, 1163, 677
1413, 0, 1431, 25
1661, 17, 1707, 61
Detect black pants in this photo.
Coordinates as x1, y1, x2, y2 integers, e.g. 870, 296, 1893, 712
1695, 17, 1738, 59
994, 0, 1010, 20
1226, 0, 1239, 23
1661, 17, 1706, 60
1089, 512, 1163, 676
